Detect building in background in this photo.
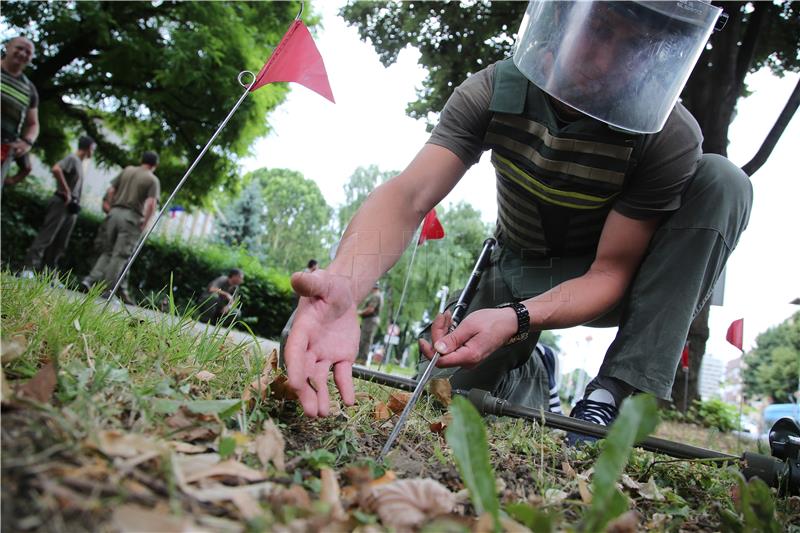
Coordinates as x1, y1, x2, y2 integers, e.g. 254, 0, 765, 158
699, 354, 726, 401
721, 357, 744, 404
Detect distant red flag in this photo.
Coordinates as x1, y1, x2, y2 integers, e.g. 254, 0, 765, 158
250, 20, 335, 103
680, 342, 690, 370
418, 209, 445, 245
726, 318, 744, 351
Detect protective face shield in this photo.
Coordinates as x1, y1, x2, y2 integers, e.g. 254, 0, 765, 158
513, 1, 722, 133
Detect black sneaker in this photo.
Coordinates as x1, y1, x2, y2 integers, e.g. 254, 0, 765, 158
567, 389, 619, 446
535, 343, 562, 414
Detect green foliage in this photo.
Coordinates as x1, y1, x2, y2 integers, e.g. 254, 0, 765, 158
718, 473, 783, 533
0, 1, 317, 206
214, 180, 267, 251
743, 313, 800, 402
446, 396, 501, 531
692, 398, 740, 433
538, 331, 561, 353
246, 168, 335, 272
506, 503, 554, 533
581, 395, 659, 532
1, 186, 293, 338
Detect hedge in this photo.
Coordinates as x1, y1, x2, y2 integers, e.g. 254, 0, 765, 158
1, 186, 294, 339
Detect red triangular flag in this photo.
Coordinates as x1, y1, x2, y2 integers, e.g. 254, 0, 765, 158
726, 318, 744, 351
680, 342, 690, 370
250, 20, 335, 103
418, 209, 445, 245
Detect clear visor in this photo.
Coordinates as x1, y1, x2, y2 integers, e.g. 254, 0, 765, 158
514, 1, 721, 133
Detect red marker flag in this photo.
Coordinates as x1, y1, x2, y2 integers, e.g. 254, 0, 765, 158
680, 342, 690, 370
418, 209, 445, 245
250, 20, 335, 103
726, 318, 744, 351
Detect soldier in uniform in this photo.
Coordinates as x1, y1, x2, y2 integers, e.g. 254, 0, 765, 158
21, 136, 95, 276
356, 283, 383, 363
282, 0, 752, 440
81, 151, 160, 301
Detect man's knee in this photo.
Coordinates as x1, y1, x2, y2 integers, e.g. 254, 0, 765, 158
694, 154, 753, 217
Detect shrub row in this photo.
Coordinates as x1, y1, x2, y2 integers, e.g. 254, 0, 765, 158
1, 186, 294, 339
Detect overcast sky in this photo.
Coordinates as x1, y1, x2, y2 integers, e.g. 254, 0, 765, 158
243, 1, 800, 377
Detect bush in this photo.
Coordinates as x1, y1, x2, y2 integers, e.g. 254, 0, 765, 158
690, 398, 740, 433
1, 186, 294, 339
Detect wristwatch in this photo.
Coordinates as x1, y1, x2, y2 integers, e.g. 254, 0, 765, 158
496, 302, 530, 345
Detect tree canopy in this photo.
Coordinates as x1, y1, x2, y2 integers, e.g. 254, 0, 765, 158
1, 1, 316, 205
743, 313, 800, 403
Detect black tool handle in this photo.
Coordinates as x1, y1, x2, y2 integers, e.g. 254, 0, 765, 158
449, 237, 496, 330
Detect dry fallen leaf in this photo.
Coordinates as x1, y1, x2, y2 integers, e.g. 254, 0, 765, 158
270, 374, 299, 401
374, 401, 391, 421
111, 504, 207, 532
320, 467, 346, 520
230, 491, 263, 520
387, 392, 411, 414
271, 484, 312, 509
195, 370, 216, 382
165, 406, 220, 442
620, 474, 640, 491
606, 510, 640, 533
543, 488, 569, 505
362, 478, 455, 530
184, 459, 267, 484
638, 476, 664, 501
355, 392, 371, 402
1, 334, 28, 363
252, 419, 285, 471
561, 461, 577, 479
429, 413, 453, 434
89, 430, 166, 458
474, 513, 529, 533
169, 441, 208, 454
16, 361, 57, 404
577, 478, 592, 504
429, 378, 452, 406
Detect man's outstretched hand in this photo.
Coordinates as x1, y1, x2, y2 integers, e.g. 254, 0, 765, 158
284, 269, 360, 417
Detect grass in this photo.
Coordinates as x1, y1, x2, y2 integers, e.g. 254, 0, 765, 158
1, 272, 797, 532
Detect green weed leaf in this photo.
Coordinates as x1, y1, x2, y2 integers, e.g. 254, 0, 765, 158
446, 396, 501, 531
219, 436, 236, 459
582, 394, 658, 532
506, 502, 555, 533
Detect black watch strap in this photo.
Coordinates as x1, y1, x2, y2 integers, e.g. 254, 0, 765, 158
497, 301, 530, 345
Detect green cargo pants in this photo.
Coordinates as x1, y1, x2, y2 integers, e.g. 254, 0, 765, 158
23, 195, 77, 271
419, 154, 753, 409
84, 207, 142, 290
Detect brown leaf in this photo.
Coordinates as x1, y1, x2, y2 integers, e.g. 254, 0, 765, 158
271, 484, 311, 509
387, 392, 411, 414
252, 419, 285, 471
561, 461, 577, 479
638, 477, 664, 501
342, 465, 374, 486
270, 374, 299, 401
184, 459, 267, 484
230, 491, 263, 520
16, 361, 57, 404
88, 430, 166, 458
168, 441, 208, 454
429, 378, 452, 406
267, 349, 279, 371
374, 401, 391, 421
355, 392, 371, 402
430, 413, 453, 434
606, 510, 640, 533
165, 406, 220, 442
111, 504, 206, 532
195, 370, 216, 382
577, 478, 592, 504
362, 478, 455, 530
320, 467, 346, 520
1, 334, 28, 363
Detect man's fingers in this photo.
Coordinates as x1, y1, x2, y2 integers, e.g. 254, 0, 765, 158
430, 311, 451, 339
433, 320, 474, 355
333, 361, 355, 406
313, 364, 331, 417
418, 338, 436, 360
437, 344, 482, 368
296, 381, 319, 417
283, 327, 309, 392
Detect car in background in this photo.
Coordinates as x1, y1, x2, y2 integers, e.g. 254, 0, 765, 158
763, 402, 800, 433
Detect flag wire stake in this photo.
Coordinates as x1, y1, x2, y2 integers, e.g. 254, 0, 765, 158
377, 225, 422, 371
103, 71, 257, 308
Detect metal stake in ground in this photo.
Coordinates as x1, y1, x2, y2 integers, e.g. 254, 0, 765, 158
103, 72, 257, 307
378, 237, 496, 461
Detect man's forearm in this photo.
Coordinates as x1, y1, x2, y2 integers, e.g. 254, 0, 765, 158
329, 179, 427, 302
526, 267, 631, 331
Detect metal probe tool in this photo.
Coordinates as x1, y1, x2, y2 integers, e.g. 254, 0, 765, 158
378, 238, 496, 461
